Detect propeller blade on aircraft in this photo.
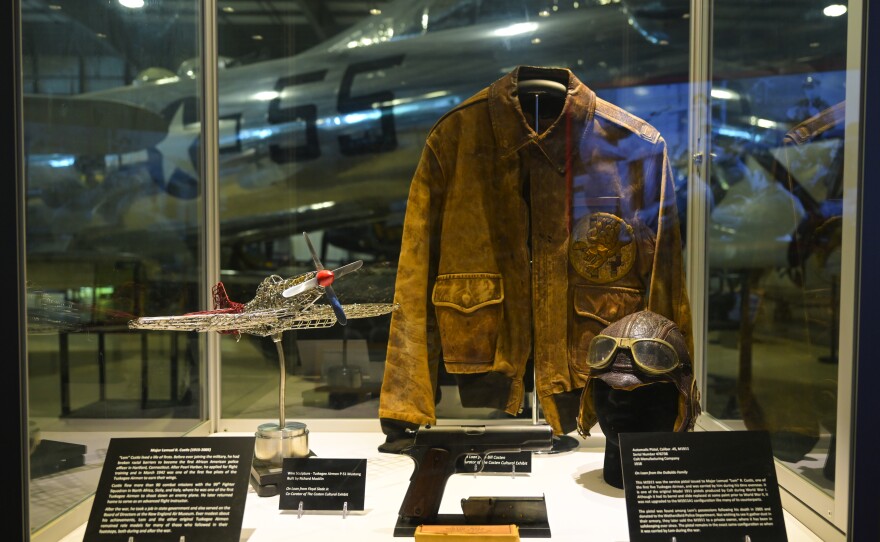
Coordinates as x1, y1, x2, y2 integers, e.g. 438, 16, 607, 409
303, 231, 325, 271
329, 259, 364, 280
324, 284, 348, 326
296, 231, 363, 325
280, 259, 363, 299
280, 232, 364, 325
280, 276, 318, 299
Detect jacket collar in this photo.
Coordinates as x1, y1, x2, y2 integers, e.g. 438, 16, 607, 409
489, 66, 596, 174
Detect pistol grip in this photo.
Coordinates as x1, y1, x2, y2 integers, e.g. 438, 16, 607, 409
399, 447, 452, 520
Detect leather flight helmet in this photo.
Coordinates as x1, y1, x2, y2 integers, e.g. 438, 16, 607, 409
577, 310, 701, 436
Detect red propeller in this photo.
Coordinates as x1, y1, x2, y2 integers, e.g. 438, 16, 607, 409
281, 232, 363, 325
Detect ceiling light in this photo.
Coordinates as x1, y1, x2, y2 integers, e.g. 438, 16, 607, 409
253, 91, 279, 101
711, 88, 739, 100
823, 4, 847, 17
118, 0, 145, 8
493, 22, 538, 37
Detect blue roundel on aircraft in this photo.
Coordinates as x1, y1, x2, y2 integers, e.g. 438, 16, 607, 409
147, 98, 201, 200
146, 146, 200, 199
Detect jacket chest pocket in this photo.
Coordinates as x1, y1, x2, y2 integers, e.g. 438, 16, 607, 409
569, 284, 645, 376
432, 273, 503, 372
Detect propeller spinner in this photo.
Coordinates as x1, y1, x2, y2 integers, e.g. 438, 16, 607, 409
281, 232, 363, 325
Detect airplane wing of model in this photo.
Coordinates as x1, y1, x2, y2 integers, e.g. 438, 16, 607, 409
128, 232, 397, 339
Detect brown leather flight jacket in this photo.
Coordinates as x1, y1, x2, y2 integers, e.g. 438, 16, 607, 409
379, 66, 692, 436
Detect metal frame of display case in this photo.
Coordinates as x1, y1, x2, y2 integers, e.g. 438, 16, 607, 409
11, 1, 880, 541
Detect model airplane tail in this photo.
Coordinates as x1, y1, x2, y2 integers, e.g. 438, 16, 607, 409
213, 282, 244, 311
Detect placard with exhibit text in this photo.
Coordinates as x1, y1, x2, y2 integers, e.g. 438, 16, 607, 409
279, 457, 366, 511
83, 436, 255, 542
619, 430, 787, 542
458, 451, 533, 473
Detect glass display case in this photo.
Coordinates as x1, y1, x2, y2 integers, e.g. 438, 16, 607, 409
13, 1, 874, 540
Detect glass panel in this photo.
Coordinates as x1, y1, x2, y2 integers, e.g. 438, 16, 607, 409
18, 0, 856, 536
705, 0, 849, 498
215, 0, 693, 426
22, 0, 204, 534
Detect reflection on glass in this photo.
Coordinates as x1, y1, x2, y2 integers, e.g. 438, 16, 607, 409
22, 0, 204, 534
705, 1, 847, 497
214, 0, 692, 425
19, 0, 851, 536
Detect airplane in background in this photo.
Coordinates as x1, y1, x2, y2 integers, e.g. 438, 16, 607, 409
23, 0, 848, 324
24, 1, 679, 261
21, 0, 850, 464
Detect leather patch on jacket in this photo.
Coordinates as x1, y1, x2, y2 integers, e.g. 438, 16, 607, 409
569, 212, 636, 283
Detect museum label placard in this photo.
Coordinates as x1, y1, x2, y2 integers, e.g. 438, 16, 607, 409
279, 457, 367, 512
458, 451, 533, 473
619, 430, 787, 542
83, 436, 254, 542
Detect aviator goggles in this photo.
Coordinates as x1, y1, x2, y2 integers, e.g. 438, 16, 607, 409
587, 335, 680, 375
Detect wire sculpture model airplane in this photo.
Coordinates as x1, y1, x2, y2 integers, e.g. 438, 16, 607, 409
128, 231, 397, 339
129, 232, 398, 464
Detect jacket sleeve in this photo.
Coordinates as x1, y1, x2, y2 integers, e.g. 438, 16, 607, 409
646, 139, 694, 356
378, 142, 445, 429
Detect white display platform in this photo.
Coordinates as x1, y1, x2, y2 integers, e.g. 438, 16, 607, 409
58, 430, 823, 541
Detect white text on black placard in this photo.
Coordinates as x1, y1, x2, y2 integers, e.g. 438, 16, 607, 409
620, 431, 787, 542
279, 457, 366, 511
84, 436, 254, 542
457, 451, 533, 473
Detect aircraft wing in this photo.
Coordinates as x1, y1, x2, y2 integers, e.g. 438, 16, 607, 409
129, 307, 297, 333
291, 302, 399, 325
129, 302, 397, 336
23, 95, 170, 155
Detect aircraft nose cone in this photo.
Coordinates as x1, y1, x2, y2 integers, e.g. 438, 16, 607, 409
316, 269, 335, 287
